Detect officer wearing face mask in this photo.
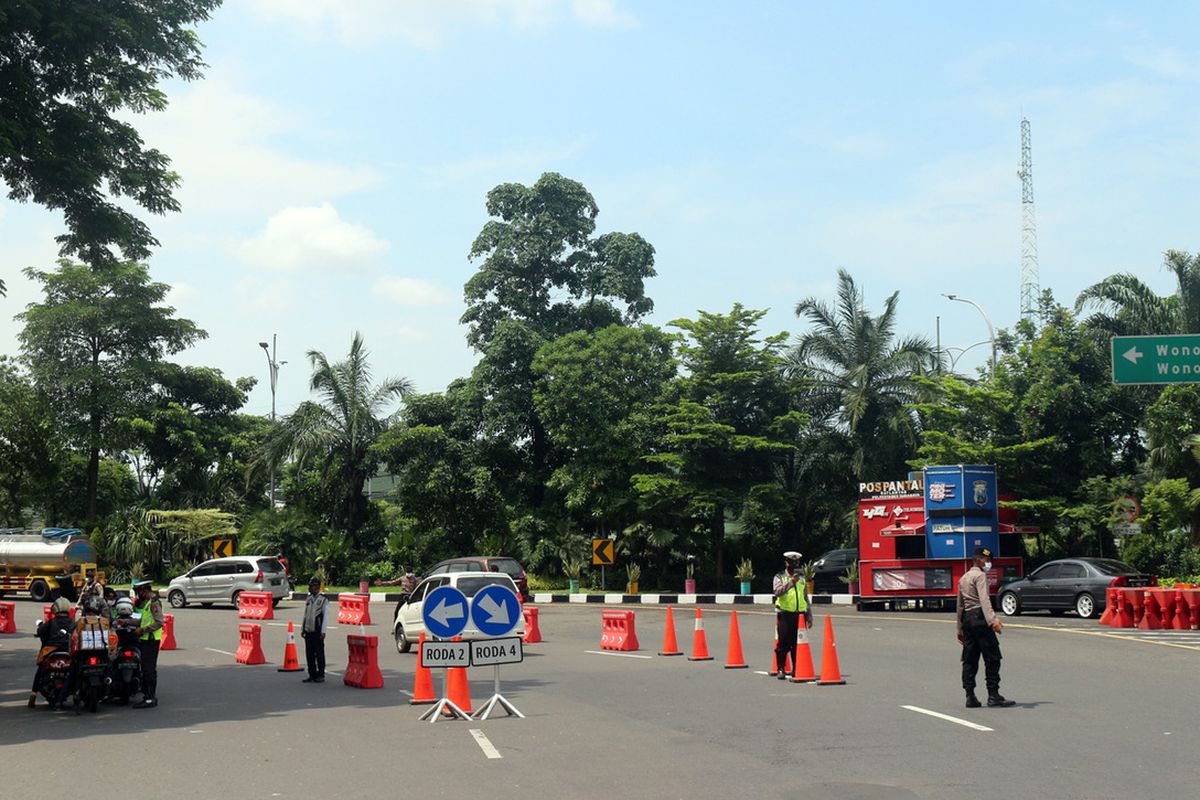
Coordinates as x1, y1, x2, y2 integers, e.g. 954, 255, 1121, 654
956, 546, 1015, 708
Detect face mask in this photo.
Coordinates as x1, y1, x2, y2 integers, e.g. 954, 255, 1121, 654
982, 561, 993, 571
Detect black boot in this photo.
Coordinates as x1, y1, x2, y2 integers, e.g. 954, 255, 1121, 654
965, 691, 981, 708
987, 694, 1015, 707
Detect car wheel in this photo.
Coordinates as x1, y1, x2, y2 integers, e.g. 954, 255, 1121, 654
168, 590, 187, 609
394, 622, 411, 654
999, 592, 1020, 616
231, 590, 242, 608
1075, 592, 1097, 619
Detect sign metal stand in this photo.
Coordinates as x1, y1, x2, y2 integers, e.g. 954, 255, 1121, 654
474, 663, 524, 720
419, 666, 471, 723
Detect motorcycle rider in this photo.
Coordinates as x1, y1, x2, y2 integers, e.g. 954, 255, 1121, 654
29, 597, 76, 709
107, 597, 141, 704
131, 579, 163, 708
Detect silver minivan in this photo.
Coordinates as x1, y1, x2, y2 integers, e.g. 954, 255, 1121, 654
166, 556, 289, 609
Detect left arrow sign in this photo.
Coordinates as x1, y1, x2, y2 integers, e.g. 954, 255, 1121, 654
1123, 346, 1143, 364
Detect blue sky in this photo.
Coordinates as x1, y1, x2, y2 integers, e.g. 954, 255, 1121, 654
2, 1, 1198, 417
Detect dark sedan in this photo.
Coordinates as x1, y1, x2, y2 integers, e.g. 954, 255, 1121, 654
997, 557, 1154, 619
812, 548, 858, 594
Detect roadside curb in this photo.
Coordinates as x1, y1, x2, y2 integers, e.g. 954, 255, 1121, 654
288, 591, 860, 606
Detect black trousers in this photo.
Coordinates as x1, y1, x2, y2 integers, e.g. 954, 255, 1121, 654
304, 631, 325, 678
775, 611, 800, 676
139, 639, 160, 700
961, 619, 1002, 694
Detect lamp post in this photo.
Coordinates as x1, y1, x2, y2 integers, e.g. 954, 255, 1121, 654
258, 335, 283, 509
942, 294, 997, 375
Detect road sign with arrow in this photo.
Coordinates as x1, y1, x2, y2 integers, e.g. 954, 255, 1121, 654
422, 585, 469, 639
592, 538, 614, 566
212, 538, 234, 559
1112, 334, 1200, 385
470, 584, 521, 638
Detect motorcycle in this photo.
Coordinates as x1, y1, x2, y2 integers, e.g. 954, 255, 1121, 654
35, 650, 73, 710
73, 647, 109, 713
107, 627, 142, 705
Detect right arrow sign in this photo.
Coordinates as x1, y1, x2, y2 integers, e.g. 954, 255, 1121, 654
1112, 335, 1200, 385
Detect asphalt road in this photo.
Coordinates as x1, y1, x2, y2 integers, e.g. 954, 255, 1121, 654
1, 599, 1196, 800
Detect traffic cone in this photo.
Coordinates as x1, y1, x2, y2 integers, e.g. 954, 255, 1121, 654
790, 622, 817, 683
687, 608, 713, 661
277, 620, 302, 672
409, 631, 436, 705
724, 611, 748, 669
659, 606, 683, 656
816, 615, 845, 685
445, 665, 473, 715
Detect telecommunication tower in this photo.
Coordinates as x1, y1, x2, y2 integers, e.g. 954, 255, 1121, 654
1017, 117, 1040, 322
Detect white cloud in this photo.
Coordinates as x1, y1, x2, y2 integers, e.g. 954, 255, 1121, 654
372, 276, 453, 307
164, 281, 197, 308
234, 275, 296, 314
238, 204, 389, 272
571, 0, 636, 28
134, 78, 380, 216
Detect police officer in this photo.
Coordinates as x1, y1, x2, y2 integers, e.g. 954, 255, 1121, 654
773, 550, 812, 680
301, 577, 329, 683
956, 546, 1015, 708
131, 579, 163, 708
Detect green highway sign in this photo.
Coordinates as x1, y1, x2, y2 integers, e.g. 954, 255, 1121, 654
1112, 334, 1200, 385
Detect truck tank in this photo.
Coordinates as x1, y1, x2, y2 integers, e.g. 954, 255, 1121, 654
0, 531, 96, 572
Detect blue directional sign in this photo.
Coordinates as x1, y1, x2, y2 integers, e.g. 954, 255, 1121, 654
470, 584, 521, 638
422, 586, 469, 639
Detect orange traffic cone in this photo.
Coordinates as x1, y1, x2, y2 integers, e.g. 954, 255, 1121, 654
724, 611, 748, 669
790, 622, 817, 683
688, 608, 713, 661
445, 665, 473, 715
816, 615, 845, 685
659, 606, 683, 656
277, 620, 302, 672
409, 631, 436, 705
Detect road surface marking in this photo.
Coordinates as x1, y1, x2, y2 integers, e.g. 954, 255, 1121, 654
584, 650, 653, 659
470, 729, 502, 759
204, 647, 236, 657
398, 689, 414, 697
901, 705, 993, 732
753, 670, 771, 676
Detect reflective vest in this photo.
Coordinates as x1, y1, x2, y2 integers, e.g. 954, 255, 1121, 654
775, 574, 808, 613
136, 598, 162, 642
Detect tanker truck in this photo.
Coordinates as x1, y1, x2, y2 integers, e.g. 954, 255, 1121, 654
0, 528, 100, 602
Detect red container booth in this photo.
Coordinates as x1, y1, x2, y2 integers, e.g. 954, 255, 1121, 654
857, 466, 1024, 611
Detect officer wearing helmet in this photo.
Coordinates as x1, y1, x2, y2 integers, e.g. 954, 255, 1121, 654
773, 551, 812, 681
28, 597, 76, 708
131, 579, 164, 708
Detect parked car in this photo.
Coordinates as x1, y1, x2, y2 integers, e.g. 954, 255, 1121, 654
424, 556, 530, 601
392, 571, 526, 654
811, 548, 858, 594
997, 557, 1154, 619
166, 556, 290, 609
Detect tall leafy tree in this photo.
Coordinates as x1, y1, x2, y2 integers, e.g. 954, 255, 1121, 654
0, 0, 221, 265
787, 268, 937, 480
0, 357, 63, 526
18, 260, 203, 523
1076, 249, 1200, 336
261, 333, 411, 544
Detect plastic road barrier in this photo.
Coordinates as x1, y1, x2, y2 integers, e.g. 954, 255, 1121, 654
1182, 589, 1200, 630
600, 609, 639, 651
161, 614, 177, 650
337, 593, 372, 626
42, 605, 78, 624
0, 601, 16, 634
1139, 589, 1163, 630
1151, 589, 1177, 630
343, 634, 384, 689
1099, 588, 1119, 626
235, 623, 266, 665
522, 605, 542, 644
1122, 588, 1146, 628
237, 591, 275, 620
1174, 589, 1192, 630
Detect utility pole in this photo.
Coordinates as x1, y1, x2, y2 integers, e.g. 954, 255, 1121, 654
1018, 117, 1041, 324
259, 335, 284, 510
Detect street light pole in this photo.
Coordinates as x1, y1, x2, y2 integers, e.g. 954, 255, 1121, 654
259, 335, 282, 510
942, 294, 997, 375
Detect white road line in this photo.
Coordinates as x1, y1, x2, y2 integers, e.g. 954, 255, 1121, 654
901, 705, 994, 732
753, 670, 771, 676
398, 689, 414, 697
204, 647, 236, 657
584, 650, 653, 659
470, 729, 503, 759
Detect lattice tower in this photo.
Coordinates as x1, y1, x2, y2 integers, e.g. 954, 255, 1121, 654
1018, 117, 1040, 322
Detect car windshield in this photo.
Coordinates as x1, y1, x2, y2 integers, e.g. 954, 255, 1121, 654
1088, 559, 1136, 576
457, 575, 515, 597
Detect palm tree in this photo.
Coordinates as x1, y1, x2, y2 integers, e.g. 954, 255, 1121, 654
1076, 249, 1200, 335
260, 333, 411, 543
785, 269, 938, 480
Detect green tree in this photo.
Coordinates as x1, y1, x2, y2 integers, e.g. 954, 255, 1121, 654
1075, 249, 1200, 336
0, 1, 221, 265
260, 333, 410, 545
0, 358, 63, 526
787, 268, 938, 480
18, 260, 203, 523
